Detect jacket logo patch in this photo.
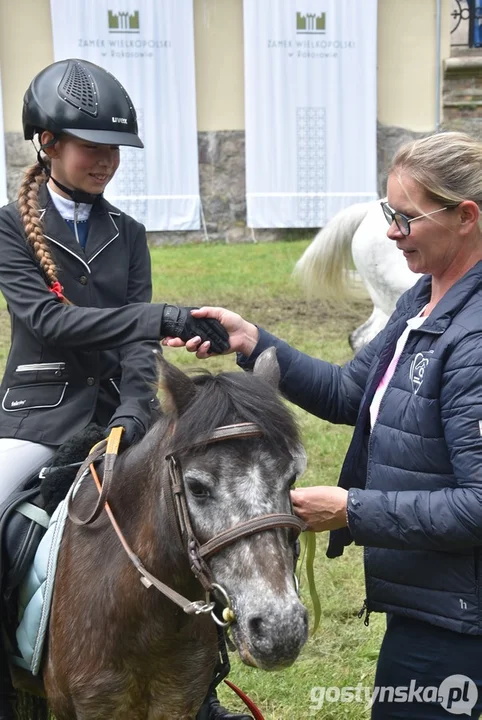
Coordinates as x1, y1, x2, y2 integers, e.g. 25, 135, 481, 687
11, 400, 26, 407
410, 353, 430, 394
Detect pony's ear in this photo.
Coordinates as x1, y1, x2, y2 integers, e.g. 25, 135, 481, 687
155, 351, 196, 415
253, 347, 280, 388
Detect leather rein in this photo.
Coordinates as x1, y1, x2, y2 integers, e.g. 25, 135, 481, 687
67, 423, 306, 623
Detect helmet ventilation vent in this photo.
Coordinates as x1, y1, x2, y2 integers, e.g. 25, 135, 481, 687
58, 61, 98, 117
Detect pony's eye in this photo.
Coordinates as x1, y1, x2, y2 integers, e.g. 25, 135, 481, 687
186, 480, 210, 499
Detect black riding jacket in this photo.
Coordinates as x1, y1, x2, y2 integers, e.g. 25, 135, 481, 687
0, 184, 165, 446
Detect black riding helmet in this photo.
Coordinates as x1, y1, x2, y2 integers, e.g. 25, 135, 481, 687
23, 58, 143, 148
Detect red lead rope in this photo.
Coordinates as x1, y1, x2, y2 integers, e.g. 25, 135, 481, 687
224, 679, 265, 720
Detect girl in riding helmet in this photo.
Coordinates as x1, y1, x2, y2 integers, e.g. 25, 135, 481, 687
0, 57, 229, 498
0, 58, 247, 720
0, 60, 237, 718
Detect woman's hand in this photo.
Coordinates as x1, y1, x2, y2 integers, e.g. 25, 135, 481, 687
291, 486, 348, 532
163, 306, 259, 358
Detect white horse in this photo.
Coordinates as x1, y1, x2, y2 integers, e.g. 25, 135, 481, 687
294, 200, 421, 353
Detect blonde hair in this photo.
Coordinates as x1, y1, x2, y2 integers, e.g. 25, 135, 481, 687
389, 132, 482, 217
17, 161, 70, 305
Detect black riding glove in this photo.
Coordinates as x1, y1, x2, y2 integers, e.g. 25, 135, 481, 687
161, 305, 230, 355
106, 416, 146, 450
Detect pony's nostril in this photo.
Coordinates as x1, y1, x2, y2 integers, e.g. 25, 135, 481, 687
248, 616, 266, 638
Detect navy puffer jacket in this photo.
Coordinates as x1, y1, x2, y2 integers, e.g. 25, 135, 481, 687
239, 261, 482, 634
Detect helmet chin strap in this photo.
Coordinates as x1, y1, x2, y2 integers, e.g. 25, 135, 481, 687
49, 175, 101, 205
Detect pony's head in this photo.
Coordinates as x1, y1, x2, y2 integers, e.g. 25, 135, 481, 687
158, 349, 308, 670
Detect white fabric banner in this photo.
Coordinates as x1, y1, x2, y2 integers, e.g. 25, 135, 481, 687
50, 0, 200, 231
243, 0, 378, 228
0, 71, 8, 208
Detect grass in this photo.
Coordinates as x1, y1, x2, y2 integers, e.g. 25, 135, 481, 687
149, 240, 384, 719
2, 240, 384, 718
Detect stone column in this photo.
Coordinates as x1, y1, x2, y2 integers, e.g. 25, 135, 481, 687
5, 132, 36, 203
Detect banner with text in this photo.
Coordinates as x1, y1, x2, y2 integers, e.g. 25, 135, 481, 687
0, 71, 8, 207
243, 0, 378, 228
50, 0, 200, 230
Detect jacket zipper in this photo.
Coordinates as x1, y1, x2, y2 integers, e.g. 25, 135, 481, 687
357, 322, 446, 629
358, 597, 372, 627
109, 378, 120, 394
74, 203, 81, 248
360, 377, 393, 632
16, 362, 66, 372
474, 547, 479, 591
359, 359, 392, 630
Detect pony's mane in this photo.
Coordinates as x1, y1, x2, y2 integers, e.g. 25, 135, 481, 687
170, 369, 299, 455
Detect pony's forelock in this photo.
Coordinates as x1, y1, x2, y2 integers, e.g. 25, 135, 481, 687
165, 369, 299, 456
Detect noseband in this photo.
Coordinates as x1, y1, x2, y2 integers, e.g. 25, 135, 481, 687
68, 422, 306, 623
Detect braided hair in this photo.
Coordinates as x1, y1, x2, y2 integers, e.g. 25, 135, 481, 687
17, 161, 70, 305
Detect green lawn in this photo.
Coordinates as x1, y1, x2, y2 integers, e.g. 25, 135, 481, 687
150, 241, 384, 720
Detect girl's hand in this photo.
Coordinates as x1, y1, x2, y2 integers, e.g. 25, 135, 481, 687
163, 306, 259, 359
291, 486, 348, 532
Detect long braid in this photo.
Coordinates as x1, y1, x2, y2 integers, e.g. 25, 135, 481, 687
17, 162, 70, 305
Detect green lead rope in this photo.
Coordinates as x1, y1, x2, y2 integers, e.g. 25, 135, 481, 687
298, 531, 322, 635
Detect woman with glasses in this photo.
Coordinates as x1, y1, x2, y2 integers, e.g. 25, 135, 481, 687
166, 131, 482, 718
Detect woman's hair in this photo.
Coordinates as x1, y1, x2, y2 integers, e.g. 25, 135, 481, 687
17, 160, 70, 305
389, 131, 482, 211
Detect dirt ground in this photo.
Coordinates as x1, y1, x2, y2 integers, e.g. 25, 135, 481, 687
238, 295, 373, 337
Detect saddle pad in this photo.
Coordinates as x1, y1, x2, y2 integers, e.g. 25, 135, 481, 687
15, 497, 67, 675
11, 450, 96, 676
15, 466, 92, 675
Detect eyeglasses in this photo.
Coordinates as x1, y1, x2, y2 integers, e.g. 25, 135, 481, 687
380, 201, 452, 237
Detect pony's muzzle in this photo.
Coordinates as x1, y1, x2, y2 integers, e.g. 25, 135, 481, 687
235, 600, 308, 670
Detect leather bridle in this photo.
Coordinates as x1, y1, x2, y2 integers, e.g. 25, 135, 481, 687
68, 422, 306, 625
